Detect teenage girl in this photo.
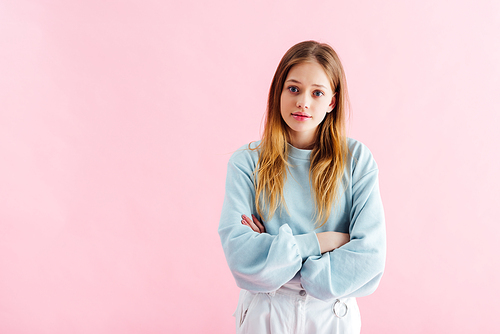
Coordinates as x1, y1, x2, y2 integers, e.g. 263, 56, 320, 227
218, 40, 386, 334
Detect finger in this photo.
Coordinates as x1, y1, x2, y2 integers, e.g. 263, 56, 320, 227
251, 214, 265, 233
241, 219, 251, 228
241, 215, 259, 233
246, 219, 260, 233
241, 214, 252, 225
241, 217, 251, 227
251, 214, 266, 233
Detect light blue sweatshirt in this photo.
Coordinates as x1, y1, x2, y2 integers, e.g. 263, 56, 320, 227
218, 138, 386, 301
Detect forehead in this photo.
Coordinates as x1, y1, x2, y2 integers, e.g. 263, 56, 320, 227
286, 62, 332, 89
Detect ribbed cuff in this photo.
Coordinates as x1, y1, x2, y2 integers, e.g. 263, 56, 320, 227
295, 232, 321, 261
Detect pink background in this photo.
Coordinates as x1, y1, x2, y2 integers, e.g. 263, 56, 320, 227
1, 0, 499, 333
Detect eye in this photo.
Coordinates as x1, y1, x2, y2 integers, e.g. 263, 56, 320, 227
313, 90, 324, 97
288, 86, 299, 93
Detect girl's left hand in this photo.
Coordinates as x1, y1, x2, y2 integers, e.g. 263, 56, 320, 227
241, 214, 266, 233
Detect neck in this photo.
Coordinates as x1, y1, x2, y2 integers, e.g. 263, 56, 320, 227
288, 131, 316, 150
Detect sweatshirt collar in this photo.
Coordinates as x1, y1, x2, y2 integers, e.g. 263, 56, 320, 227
287, 143, 312, 160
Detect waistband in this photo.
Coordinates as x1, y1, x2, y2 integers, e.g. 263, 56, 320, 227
262, 280, 354, 318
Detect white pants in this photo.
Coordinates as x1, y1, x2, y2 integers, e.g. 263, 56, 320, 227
233, 282, 361, 334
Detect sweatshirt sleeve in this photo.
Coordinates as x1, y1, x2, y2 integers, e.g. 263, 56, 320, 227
218, 148, 321, 293
300, 152, 386, 301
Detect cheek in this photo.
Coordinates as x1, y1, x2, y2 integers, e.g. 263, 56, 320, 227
280, 94, 286, 104
280, 95, 290, 113
281, 92, 295, 105
319, 100, 332, 112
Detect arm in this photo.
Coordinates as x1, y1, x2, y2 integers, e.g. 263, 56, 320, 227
300, 168, 386, 301
242, 214, 349, 254
218, 152, 321, 293
316, 231, 350, 253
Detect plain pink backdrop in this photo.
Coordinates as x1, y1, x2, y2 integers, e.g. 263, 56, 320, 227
1, 0, 499, 333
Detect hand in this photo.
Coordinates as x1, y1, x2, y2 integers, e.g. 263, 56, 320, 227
316, 231, 350, 254
241, 214, 266, 234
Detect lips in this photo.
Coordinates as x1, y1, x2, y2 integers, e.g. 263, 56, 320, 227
292, 112, 311, 117
291, 112, 311, 121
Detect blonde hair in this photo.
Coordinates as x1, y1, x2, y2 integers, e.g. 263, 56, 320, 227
252, 40, 350, 227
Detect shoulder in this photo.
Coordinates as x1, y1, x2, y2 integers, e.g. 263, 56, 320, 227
347, 137, 378, 180
228, 140, 261, 170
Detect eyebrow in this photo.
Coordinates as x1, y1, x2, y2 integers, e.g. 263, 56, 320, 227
285, 79, 328, 89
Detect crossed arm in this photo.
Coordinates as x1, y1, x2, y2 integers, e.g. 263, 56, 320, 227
241, 214, 350, 254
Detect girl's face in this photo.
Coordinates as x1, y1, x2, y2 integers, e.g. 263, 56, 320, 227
280, 61, 336, 149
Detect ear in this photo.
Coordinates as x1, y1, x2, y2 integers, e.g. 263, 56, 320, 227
327, 93, 336, 113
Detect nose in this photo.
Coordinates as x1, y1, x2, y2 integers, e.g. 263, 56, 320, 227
296, 101, 308, 109
296, 96, 310, 109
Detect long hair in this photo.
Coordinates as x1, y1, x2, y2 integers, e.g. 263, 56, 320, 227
252, 40, 350, 227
